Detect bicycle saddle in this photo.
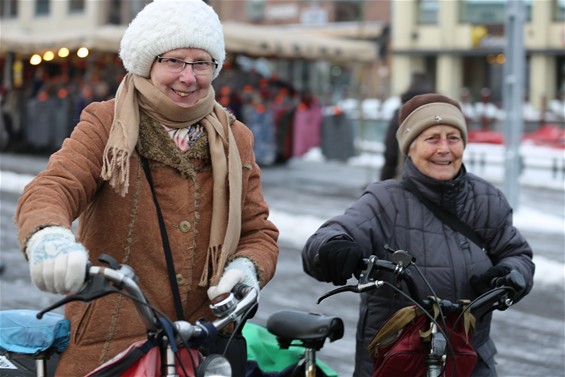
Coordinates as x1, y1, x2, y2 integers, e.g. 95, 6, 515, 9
0, 310, 70, 355
266, 310, 344, 350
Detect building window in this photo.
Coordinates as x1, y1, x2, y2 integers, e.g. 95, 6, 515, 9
246, 0, 265, 22
555, 0, 565, 21
69, 0, 85, 13
0, 0, 18, 18
418, 0, 438, 24
459, 0, 532, 24
334, 0, 363, 22
35, 0, 50, 16
107, 0, 121, 24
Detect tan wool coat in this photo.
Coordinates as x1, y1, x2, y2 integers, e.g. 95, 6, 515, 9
16, 100, 279, 376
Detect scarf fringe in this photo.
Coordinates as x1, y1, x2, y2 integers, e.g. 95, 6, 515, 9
101, 146, 130, 197
199, 243, 235, 287
199, 244, 220, 287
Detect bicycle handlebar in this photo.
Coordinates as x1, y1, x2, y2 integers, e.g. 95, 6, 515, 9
318, 248, 525, 319
36, 254, 258, 346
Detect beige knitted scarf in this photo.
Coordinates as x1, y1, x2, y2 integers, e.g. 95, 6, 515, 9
101, 73, 242, 286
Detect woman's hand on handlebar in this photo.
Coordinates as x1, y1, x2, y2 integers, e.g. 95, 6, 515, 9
207, 257, 260, 303
316, 239, 364, 286
26, 226, 89, 294
470, 266, 512, 296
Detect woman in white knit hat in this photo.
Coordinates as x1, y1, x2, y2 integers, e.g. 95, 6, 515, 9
303, 93, 534, 376
16, 0, 279, 375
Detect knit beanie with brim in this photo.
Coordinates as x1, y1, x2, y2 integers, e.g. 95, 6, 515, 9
119, 0, 225, 79
396, 93, 467, 155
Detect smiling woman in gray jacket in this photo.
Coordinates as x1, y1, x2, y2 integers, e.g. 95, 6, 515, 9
302, 93, 535, 377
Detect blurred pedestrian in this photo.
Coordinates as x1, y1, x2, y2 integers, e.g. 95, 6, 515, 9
380, 72, 432, 180
15, 0, 279, 375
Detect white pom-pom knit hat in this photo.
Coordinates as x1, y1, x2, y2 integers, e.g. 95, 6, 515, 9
119, 0, 225, 79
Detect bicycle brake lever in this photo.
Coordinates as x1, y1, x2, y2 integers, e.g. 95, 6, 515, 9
36, 274, 119, 319
473, 288, 514, 321
317, 281, 384, 304
476, 302, 499, 321
358, 252, 414, 285
358, 255, 378, 285
317, 285, 359, 304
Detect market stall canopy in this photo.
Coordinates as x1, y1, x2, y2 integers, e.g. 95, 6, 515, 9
222, 22, 378, 62
1, 22, 378, 62
295, 21, 383, 39
0, 25, 126, 54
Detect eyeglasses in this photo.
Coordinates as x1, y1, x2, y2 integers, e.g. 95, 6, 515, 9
155, 56, 217, 74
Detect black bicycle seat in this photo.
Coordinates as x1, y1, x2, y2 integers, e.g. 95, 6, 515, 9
266, 310, 344, 350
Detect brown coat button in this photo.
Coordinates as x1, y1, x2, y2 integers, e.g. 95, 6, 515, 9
176, 273, 186, 285
179, 220, 191, 232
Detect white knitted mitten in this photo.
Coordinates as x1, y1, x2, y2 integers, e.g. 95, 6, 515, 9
207, 257, 259, 301
27, 226, 88, 294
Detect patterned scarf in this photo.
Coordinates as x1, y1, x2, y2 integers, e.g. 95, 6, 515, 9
101, 73, 242, 286
163, 124, 205, 152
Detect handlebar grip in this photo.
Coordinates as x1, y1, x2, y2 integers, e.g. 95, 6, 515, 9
84, 263, 93, 282
490, 270, 526, 292
232, 282, 252, 298
368, 258, 403, 273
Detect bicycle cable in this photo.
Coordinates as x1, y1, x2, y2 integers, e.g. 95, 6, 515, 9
410, 263, 458, 376
111, 290, 197, 376
444, 285, 515, 377
218, 301, 258, 358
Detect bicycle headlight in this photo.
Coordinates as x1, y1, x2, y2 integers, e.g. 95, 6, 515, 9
196, 354, 232, 377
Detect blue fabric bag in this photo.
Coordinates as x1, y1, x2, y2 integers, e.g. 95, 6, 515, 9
0, 310, 70, 355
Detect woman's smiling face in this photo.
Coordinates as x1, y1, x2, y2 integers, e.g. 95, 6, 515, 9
408, 125, 464, 181
149, 48, 214, 108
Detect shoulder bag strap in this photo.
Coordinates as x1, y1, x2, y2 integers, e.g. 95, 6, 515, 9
141, 157, 185, 321
401, 178, 485, 250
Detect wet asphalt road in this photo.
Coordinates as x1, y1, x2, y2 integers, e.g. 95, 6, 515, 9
1, 153, 564, 376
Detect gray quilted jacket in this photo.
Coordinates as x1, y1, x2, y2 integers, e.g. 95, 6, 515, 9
302, 158, 535, 376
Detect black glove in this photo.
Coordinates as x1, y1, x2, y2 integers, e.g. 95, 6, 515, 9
470, 265, 511, 296
317, 239, 364, 286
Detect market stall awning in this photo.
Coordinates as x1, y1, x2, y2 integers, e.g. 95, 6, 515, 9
0, 25, 126, 54
1, 22, 378, 62
273, 21, 383, 40
222, 22, 378, 62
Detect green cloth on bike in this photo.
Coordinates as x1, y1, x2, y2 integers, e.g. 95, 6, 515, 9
244, 322, 338, 377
